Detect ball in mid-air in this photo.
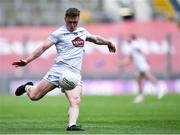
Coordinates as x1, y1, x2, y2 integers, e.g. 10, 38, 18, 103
59, 70, 79, 90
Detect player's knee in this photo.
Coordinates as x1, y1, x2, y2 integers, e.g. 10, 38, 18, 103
69, 96, 81, 107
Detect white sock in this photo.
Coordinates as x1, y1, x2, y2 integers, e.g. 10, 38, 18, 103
68, 107, 79, 127
137, 94, 143, 97
25, 85, 33, 93
68, 123, 76, 127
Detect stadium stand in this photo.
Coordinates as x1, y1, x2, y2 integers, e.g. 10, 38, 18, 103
1, 0, 180, 26
1, 0, 180, 94
153, 0, 175, 19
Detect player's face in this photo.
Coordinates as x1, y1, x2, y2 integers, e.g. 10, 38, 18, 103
65, 16, 79, 32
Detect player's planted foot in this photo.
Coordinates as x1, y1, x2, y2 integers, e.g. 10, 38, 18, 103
134, 95, 144, 103
15, 82, 33, 96
157, 85, 167, 99
66, 125, 85, 131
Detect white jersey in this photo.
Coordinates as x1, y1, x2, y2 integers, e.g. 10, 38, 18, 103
48, 25, 91, 72
129, 40, 150, 72
44, 25, 91, 87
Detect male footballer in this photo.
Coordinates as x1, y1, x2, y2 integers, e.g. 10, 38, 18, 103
12, 8, 116, 131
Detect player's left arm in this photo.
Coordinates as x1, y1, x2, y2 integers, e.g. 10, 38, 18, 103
86, 35, 116, 53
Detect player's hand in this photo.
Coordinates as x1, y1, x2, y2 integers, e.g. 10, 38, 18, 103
12, 59, 28, 67
108, 43, 116, 53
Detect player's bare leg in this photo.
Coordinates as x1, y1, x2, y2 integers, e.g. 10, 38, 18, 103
65, 85, 84, 131
136, 74, 144, 94
144, 71, 166, 99
15, 79, 56, 101
26, 80, 56, 100
134, 74, 144, 103
144, 70, 157, 85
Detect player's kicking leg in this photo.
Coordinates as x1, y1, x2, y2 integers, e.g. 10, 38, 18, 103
15, 82, 34, 96
15, 79, 56, 100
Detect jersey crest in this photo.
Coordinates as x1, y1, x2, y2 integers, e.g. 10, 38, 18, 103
72, 37, 84, 47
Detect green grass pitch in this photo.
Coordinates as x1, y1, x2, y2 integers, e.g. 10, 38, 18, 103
0, 94, 180, 134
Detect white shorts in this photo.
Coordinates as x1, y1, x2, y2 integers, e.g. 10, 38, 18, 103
43, 61, 82, 87
136, 62, 150, 72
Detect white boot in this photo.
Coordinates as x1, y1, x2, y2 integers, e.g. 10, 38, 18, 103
134, 95, 144, 103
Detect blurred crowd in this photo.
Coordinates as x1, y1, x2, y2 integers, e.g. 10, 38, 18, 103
0, 0, 180, 26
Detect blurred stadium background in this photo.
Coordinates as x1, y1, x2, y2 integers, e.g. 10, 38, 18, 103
1, 0, 180, 134
0, 0, 180, 95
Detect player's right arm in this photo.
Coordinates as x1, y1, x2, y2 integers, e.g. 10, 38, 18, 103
119, 55, 132, 68
12, 39, 54, 67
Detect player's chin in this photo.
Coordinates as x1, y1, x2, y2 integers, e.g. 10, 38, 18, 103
69, 28, 76, 32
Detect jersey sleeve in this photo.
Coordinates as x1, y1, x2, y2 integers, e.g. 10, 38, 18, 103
48, 29, 60, 44
84, 29, 92, 38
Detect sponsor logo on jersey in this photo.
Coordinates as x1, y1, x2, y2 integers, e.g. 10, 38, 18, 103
72, 37, 84, 47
